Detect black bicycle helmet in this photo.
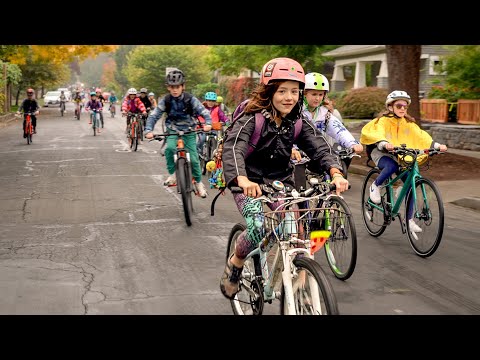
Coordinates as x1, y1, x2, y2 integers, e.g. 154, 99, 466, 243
166, 69, 185, 86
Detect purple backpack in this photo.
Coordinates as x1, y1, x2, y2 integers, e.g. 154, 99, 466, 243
228, 99, 302, 157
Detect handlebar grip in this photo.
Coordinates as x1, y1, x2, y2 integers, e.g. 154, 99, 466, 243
230, 186, 244, 193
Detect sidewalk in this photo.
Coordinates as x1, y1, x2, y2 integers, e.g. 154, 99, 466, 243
347, 149, 480, 212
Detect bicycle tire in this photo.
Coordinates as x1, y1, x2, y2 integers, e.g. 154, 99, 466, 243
26, 124, 32, 145
200, 135, 207, 175
227, 223, 264, 315
207, 137, 217, 178
361, 168, 388, 237
405, 177, 444, 257
176, 157, 193, 226
314, 196, 357, 280
92, 114, 97, 136
61, 104, 64, 116
280, 257, 339, 315
130, 122, 138, 151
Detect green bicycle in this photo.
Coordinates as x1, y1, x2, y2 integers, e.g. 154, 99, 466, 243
361, 144, 445, 257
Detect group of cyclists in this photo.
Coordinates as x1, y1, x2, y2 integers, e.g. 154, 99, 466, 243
15, 59, 450, 308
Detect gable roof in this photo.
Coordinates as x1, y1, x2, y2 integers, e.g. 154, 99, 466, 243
323, 45, 386, 57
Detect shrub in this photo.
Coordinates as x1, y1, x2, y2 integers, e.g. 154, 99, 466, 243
428, 85, 480, 102
335, 87, 389, 119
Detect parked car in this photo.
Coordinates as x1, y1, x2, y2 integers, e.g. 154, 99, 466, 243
43, 91, 62, 107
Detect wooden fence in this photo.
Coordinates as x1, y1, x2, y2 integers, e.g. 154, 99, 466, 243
420, 99, 448, 123
457, 100, 480, 125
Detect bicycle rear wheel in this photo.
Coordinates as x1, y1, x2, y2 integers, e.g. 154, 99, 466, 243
361, 168, 388, 237
315, 196, 357, 280
206, 136, 217, 178
176, 157, 193, 226
405, 177, 444, 257
226, 223, 264, 315
280, 257, 339, 315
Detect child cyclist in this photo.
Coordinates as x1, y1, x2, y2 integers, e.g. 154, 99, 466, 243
196, 91, 229, 155
85, 92, 103, 133
360, 90, 448, 236
218, 57, 349, 299
144, 68, 212, 198
17, 88, 40, 136
121, 88, 147, 134
292, 72, 363, 162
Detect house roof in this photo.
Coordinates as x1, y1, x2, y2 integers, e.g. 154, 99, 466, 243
323, 45, 386, 57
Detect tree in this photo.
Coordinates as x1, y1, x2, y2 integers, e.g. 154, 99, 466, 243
443, 45, 480, 91
206, 45, 339, 75
385, 45, 422, 122
123, 46, 210, 95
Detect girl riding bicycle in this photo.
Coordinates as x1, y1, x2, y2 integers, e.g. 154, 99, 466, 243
360, 90, 448, 235
219, 57, 349, 300
196, 91, 229, 155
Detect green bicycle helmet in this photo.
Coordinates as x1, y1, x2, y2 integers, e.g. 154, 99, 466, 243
204, 92, 217, 101
305, 72, 329, 91
90, 91, 96, 96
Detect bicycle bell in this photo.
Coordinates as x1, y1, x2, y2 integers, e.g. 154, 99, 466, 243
272, 180, 285, 191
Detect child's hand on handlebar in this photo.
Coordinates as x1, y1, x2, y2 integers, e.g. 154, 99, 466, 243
352, 144, 363, 154
236, 175, 261, 198
145, 132, 153, 139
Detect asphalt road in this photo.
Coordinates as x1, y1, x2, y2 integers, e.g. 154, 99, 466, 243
0, 102, 479, 315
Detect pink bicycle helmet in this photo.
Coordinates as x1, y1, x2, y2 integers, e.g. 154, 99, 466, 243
260, 58, 305, 88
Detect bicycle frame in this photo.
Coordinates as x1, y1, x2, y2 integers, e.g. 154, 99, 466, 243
242, 193, 330, 314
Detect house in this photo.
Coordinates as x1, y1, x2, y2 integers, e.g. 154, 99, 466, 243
322, 45, 452, 97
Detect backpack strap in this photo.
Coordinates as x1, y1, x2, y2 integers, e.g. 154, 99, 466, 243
245, 113, 265, 158
245, 114, 303, 158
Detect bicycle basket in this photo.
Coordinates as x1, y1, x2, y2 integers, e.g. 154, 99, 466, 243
397, 153, 428, 167
211, 122, 223, 131
263, 207, 348, 255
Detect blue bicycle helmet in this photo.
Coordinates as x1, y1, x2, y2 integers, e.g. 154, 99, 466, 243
90, 91, 96, 96
205, 92, 217, 101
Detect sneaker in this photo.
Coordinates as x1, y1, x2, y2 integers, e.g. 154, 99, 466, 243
163, 174, 176, 186
195, 181, 208, 198
219, 254, 243, 300
369, 182, 381, 204
23, 133, 26, 138
409, 219, 422, 234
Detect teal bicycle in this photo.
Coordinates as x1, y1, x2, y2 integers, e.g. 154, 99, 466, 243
361, 144, 444, 257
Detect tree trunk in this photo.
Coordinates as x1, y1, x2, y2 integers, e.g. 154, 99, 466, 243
385, 45, 422, 124
15, 88, 20, 106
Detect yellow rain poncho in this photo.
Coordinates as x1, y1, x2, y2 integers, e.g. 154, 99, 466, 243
360, 116, 435, 165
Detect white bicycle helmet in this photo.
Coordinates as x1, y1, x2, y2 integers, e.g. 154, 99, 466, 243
386, 90, 411, 106
127, 88, 137, 95
305, 72, 329, 91
148, 92, 154, 97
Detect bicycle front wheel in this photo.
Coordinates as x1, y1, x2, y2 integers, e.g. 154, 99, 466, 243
317, 196, 357, 280
405, 177, 444, 257
361, 168, 388, 237
130, 122, 138, 151
176, 157, 193, 226
206, 136, 217, 178
226, 223, 264, 315
280, 257, 339, 315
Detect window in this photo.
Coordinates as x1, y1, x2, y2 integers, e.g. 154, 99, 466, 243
429, 55, 447, 76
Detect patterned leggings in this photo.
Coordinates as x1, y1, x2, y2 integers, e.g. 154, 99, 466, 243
232, 192, 283, 259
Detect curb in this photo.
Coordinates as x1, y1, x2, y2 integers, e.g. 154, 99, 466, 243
0, 113, 18, 129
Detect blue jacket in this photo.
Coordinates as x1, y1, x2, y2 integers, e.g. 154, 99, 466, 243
145, 92, 212, 132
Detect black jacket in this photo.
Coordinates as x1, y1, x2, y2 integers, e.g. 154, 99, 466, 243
222, 112, 342, 187
139, 96, 152, 111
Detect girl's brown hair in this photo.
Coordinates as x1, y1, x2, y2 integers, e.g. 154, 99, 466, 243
243, 81, 303, 122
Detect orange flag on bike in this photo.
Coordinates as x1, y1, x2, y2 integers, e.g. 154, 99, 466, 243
310, 230, 331, 255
